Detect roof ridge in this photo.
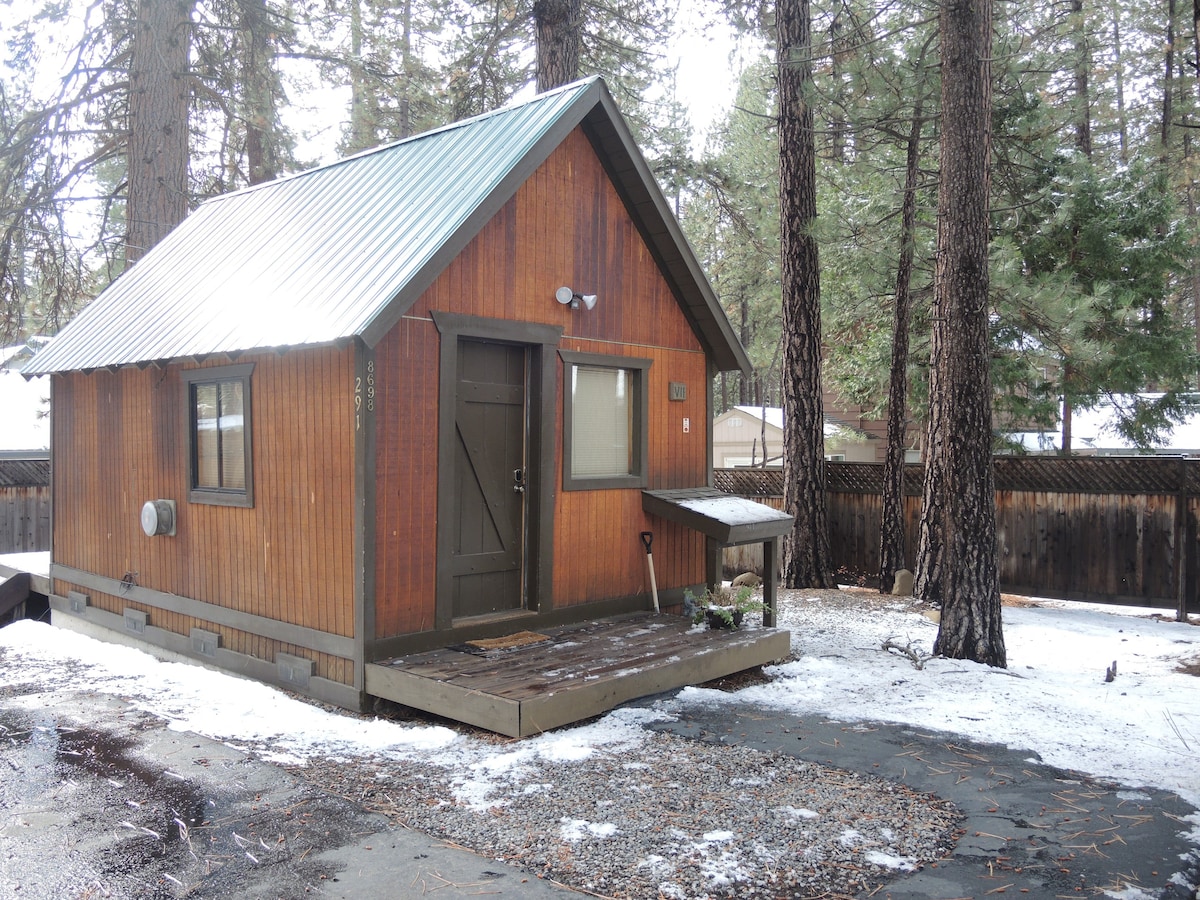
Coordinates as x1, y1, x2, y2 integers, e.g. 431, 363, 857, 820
205, 78, 603, 206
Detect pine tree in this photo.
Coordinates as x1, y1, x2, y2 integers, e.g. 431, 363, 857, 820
918, 0, 1006, 667
778, 0, 835, 588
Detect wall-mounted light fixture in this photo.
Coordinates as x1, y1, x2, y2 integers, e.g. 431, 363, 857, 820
555, 286, 597, 311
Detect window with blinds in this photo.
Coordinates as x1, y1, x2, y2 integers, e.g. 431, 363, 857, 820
560, 351, 650, 491
183, 364, 255, 507
571, 366, 632, 477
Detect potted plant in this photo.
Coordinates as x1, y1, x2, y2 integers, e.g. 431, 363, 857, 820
685, 585, 770, 630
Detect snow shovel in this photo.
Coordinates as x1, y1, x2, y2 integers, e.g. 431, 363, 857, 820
640, 531, 660, 613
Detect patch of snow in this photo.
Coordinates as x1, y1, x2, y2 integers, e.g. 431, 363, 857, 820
676, 495, 791, 527
864, 850, 918, 871
0, 551, 49, 577
1103, 885, 1162, 900
560, 818, 619, 841
778, 806, 819, 821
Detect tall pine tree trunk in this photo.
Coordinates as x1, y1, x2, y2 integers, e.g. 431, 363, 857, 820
879, 52, 929, 594
126, 0, 195, 264
534, 0, 581, 92
778, 0, 835, 589
238, 0, 279, 185
1072, 0, 1092, 158
918, 0, 1005, 667
347, 0, 374, 151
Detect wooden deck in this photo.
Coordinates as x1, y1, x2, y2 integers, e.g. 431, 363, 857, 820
364, 615, 791, 738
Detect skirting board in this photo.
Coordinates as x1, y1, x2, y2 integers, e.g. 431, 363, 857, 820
50, 597, 363, 710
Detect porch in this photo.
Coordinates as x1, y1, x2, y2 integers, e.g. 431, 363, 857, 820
365, 614, 791, 738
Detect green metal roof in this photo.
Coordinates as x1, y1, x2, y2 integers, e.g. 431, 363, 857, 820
25, 77, 749, 376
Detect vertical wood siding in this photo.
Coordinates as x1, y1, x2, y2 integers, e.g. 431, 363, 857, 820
371, 126, 711, 638
372, 316, 440, 637
53, 346, 358, 681
554, 338, 708, 606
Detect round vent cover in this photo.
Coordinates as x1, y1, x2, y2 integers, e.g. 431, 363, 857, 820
141, 499, 176, 537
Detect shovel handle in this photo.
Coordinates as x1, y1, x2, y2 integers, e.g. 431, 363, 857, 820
640, 531, 653, 554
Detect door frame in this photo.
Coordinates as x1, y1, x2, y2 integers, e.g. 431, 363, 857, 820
431, 312, 562, 631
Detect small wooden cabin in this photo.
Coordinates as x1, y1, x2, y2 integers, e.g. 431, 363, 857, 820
24, 78, 790, 733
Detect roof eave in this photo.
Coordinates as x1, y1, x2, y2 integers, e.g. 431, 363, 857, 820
579, 89, 752, 376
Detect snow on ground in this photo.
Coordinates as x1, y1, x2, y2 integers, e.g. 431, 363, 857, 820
1, 590, 1199, 823
677, 592, 1200, 809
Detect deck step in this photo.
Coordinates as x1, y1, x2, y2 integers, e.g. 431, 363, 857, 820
366, 615, 791, 737
0, 571, 31, 623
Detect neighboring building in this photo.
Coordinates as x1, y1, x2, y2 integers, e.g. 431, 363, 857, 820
1005, 395, 1200, 456
23, 78, 788, 733
712, 405, 880, 467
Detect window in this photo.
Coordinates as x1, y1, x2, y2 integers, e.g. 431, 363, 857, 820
182, 364, 254, 507
560, 351, 650, 490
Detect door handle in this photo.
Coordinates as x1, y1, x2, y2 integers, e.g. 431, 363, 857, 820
513, 468, 525, 493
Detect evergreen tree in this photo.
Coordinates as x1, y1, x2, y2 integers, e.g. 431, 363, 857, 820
778, 0, 836, 588
918, 0, 1006, 667
125, 0, 195, 264
535, 0, 582, 90
684, 62, 782, 412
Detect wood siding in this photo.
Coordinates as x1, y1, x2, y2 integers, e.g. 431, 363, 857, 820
372, 127, 711, 639
52, 346, 358, 683
554, 338, 708, 606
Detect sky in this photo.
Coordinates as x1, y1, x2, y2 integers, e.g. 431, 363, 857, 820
1, 577, 1198, 895
0, 347, 50, 451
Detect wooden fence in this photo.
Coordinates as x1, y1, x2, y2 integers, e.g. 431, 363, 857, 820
0, 456, 50, 554
714, 457, 1200, 612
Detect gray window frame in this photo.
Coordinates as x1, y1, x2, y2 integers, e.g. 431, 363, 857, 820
559, 350, 651, 491
182, 363, 255, 508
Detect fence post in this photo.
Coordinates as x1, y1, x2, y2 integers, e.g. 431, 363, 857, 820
1178, 457, 1189, 622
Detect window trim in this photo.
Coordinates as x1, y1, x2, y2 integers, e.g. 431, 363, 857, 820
182, 363, 255, 508
559, 350, 650, 491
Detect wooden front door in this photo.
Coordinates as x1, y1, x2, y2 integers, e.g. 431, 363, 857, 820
449, 339, 528, 618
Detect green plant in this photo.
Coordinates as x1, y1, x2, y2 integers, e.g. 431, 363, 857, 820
685, 585, 769, 630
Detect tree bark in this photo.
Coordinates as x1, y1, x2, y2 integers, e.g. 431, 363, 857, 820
347, 0, 374, 151
918, 0, 1006, 667
1072, 0, 1092, 158
534, 0, 581, 92
1164, 0, 1176, 156
126, 0, 195, 264
879, 54, 929, 594
739, 295, 752, 405
778, 0, 835, 589
1112, 10, 1128, 162
238, 0, 279, 185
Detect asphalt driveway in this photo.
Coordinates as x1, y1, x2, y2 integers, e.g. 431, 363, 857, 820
641, 698, 1200, 899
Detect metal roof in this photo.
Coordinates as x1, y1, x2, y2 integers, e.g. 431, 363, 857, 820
24, 78, 749, 376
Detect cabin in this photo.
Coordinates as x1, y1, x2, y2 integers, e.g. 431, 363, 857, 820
23, 78, 792, 736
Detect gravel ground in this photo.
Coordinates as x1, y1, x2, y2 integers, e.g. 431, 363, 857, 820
298, 733, 959, 899
293, 589, 963, 900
